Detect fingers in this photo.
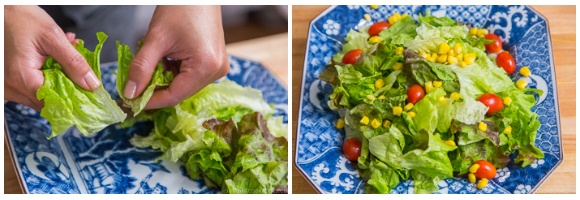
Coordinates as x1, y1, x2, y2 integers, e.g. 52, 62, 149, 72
41, 28, 100, 91
4, 87, 44, 111
124, 32, 166, 99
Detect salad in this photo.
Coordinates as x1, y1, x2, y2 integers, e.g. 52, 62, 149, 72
319, 11, 544, 194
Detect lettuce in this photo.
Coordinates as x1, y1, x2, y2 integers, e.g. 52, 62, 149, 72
37, 32, 126, 138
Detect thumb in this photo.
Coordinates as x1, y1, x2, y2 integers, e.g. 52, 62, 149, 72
42, 31, 101, 91
123, 36, 165, 99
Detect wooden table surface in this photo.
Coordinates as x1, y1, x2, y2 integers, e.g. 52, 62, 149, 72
291, 5, 576, 194
3, 32, 289, 194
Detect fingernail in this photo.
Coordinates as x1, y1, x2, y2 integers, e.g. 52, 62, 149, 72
122, 102, 132, 108
124, 80, 137, 99
84, 72, 101, 89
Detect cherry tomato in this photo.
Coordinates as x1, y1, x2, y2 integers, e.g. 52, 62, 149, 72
368, 21, 391, 36
474, 160, 497, 179
407, 84, 425, 104
484, 33, 503, 53
342, 49, 363, 64
496, 51, 516, 74
478, 93, 504, 114
343, 138, 362, 161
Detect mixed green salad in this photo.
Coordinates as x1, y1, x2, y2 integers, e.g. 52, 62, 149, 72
319, 11, 543, 193
36, 32, 288, 194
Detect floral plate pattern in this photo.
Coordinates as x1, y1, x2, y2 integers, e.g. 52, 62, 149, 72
4, 55, 288, 194
295, 5, 561, 194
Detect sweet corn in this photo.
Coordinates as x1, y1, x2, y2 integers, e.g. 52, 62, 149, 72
469, 27, 478, 36
437, 96, 447, 102
407, 111, 416, 118
478, 122, 487, 132
367, 95, 376, 101
465, 53, 476, 65
438, 43, 451, 54
393, 106, 403, 116
419, 51, 427, 58
477, 178, 489, 189
393, 62, 403, 71
383, 119, 391, 128
477, 29, 488, 38
503, 96, 512, 106
364, 14, 371, 21
396, 46, 404, 55
456, 53, 464, 62
369, 36, 383, 44
468, 173, 476, 183
458, 61, 468, 68
404, 103, 414, 111
360, 116, 370, 125
437, 54, 448, 63
378, 95, 387, 100
520, 66, 531, 77
453, 44, 463, 54
447, 49, 456, 56
425, 81, 434, 92
370, 5, 379, 9
371, 119, 381, 129
444, 140, 456, 147
450, 92, 461, 101
336, 118, 345, 129
448, 55, 458, 64
469, 164, 480, 174
375, 78, 385, 90
503, 126, 512, 134
430, 53, 438, 62
433, 81, 443, 88
388, 13, 402, 24
516, 79, 528, 89
401, 13, 409, 19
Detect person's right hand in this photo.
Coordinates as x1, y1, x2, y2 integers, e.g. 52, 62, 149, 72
4, 5, 100, 111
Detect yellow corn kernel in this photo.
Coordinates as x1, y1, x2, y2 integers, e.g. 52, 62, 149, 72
393, 62, 403, 71
425, 54, 432, 61
388, 13, 402, 24
336, 118, 345, 129
453, 44, 463, 54
520, 66, 531, 77
478, 122, 487, 132
437, 96, 447, 102
430, 53, 438, 62
477, 178, 489, 189
401, 13, 409, 19
378, 95, 387, 100
468, 173, 476, 183
516, 79, 528, 89
465, 53, 476, 65
477, 29, 488, 38
437, 54, 448, 63
396, 46, 404, 55
458, 61, 468, 68
438, 42, 451, 54
503, 126, 512, 134
469, 164, 480, 174
371, 119, 381, 129
367, 95, 376, 101
383, 119, 391, 128
444, 140, 456, 147
450, 92, 461, 101
364, 14, 371, 21
370, 5, 379, 9
375, 78, 385, 90
404, 103, 414, 111
503, 96, 512, 106
360, 116, 370, 125
448, 55, 458, 64
433, 81, 443, 88
469, 27, 478, 36
393, 106, 403, 116
369, 36, 383, 44
456, 53, 464, 62
447, 49, 456, 57
407, 111, 416, 118
419, 51, 427, 58
425, 81, 434, 92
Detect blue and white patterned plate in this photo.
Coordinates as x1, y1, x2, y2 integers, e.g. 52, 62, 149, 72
295, 5, 561, 194
4, 55, 288, 194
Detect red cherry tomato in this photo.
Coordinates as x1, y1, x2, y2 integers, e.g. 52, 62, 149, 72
407, 84, 425, 104
368, 21, 391, 36
343, 138, 362, 161
478, 93, 504, 114
484, 33, 503, 53
474, 160, 497, 179
342, 49, 363, 64
496, 51, 516, 74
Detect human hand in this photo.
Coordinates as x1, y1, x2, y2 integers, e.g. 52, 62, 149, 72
4, 5, 101, 111
123, 5, 229, 109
